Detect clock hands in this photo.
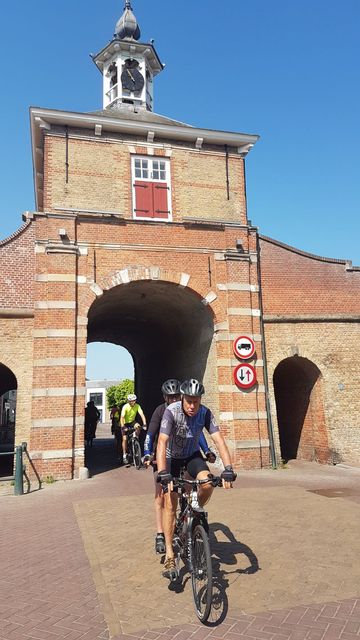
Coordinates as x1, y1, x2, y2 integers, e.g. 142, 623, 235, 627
126, 68, 136, 83
122, 62, 144, 91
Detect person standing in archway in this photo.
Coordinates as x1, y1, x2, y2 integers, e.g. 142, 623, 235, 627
120, 394, 147, 465
111, 404, 124, 459
84, 400, 100, 447
144, 379, 216, 554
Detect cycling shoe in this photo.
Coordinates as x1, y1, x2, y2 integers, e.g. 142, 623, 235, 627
155, 533, 165, 554
162, 557, 178, 581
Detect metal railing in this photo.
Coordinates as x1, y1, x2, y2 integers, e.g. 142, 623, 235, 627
0, 442, 41, 495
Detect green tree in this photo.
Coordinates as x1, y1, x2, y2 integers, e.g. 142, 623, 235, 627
106, 385, 118, 409
106, 379, 134, 410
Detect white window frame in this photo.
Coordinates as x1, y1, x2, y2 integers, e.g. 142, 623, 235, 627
131, 155, 172, 221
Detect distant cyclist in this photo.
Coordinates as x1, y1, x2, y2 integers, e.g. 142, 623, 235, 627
156, 378, 236, 580
144, 379, 216, 554
120, 394, 147, 465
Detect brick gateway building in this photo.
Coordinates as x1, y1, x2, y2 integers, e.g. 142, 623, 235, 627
1, 3, 360, 479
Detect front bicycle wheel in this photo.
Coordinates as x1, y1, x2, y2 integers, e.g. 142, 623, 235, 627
191, 523, 213, 623
132, 439, 142, 469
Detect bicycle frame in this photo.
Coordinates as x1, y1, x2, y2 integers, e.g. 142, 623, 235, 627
170, 471, 221, 622
173, 473, 219, 570
125, 427, 142, 469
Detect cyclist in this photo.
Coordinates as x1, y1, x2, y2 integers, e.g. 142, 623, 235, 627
120, 394, 147, 465
156, 378, 236, 580
144, 379, 216, 555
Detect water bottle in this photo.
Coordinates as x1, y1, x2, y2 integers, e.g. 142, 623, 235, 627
190, 489, 200, 510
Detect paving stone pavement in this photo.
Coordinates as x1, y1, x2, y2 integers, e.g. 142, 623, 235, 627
1, 424, 360, 640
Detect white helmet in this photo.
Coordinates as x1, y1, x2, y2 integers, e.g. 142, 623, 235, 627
180, 379, 205, 397
127, 393, 137, 402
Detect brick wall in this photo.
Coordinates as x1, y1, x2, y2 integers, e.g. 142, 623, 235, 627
0, 223, 35, 456
43, 132, 246, 224
0, 222, 35, 308
259, 236, 360, 315
260, 236, 360, 464
264, 322, 360, 464
0, 318, 34, 447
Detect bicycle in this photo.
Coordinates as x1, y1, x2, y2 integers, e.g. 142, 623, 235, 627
124, 426, 142, 469
169, 470, 222, 623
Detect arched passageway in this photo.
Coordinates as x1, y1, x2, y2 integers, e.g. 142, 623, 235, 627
0, 363, 17, 477
273, 356, 329, 463
87, 280, 214, 420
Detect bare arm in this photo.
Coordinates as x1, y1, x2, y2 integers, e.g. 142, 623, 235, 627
138, 407, 146, 426
211, 430, 232, 468
120, 406, 126, 427
157, 432, 169, 472
210, 431, 235, 489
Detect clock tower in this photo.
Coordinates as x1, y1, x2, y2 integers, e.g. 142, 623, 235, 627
92, 1, 164, 112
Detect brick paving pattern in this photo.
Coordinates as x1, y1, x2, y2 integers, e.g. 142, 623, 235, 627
1, 426, 360, 640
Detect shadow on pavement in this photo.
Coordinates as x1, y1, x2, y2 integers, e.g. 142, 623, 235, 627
85, 426, 121, 476
205, 522, 260, 626
167, 521, 259, 627
210, 521, 260, 575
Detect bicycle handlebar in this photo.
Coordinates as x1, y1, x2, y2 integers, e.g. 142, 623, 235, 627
174, 474, 222, 488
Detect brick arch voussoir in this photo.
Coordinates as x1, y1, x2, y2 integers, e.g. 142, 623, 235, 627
85, 265, 220, 325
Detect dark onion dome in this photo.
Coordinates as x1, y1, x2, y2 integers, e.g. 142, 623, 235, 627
115, 1, 141, 40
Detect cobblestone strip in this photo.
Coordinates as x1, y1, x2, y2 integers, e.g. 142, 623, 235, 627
109, 598, 360, 640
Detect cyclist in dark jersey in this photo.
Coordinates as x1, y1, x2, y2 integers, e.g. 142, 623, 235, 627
144, 379, 215, 554
157, 378, 236, 580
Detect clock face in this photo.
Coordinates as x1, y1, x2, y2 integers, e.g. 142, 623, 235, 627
121, 60, 144, 93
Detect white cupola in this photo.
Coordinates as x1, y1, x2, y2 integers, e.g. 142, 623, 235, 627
92, 1, 164, 112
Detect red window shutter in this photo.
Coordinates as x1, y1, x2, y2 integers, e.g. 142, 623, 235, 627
134, 181, 152, 218
152, 183, 170, 219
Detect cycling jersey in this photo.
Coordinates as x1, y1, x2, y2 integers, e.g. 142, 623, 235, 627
144, 402, 210, 458
121, 402, 141, 424
160, 401, 219, 459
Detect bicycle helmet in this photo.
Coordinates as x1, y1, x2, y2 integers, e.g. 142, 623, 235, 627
127, 393, 137, 402
180, 379, 205, 397
161, 379, 181, 395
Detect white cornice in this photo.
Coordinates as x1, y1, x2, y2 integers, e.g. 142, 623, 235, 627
30, 106, 259, 147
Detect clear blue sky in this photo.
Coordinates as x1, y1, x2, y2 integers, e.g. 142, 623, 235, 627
1, 0, 359, 380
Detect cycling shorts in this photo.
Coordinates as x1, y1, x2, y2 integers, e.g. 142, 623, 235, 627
121, 421, 138, 435
167, 451, 209, 479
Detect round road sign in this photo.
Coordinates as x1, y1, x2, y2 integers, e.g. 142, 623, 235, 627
233, 335, 255, 360
234, 363, 257, 389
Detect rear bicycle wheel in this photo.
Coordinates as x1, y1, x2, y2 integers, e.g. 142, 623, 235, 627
191, 523, 213, 623
132, 438, 142, 469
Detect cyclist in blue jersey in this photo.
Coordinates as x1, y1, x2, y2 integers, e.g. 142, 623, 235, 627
144, 379, 216, 555
156, 378, 236, 580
